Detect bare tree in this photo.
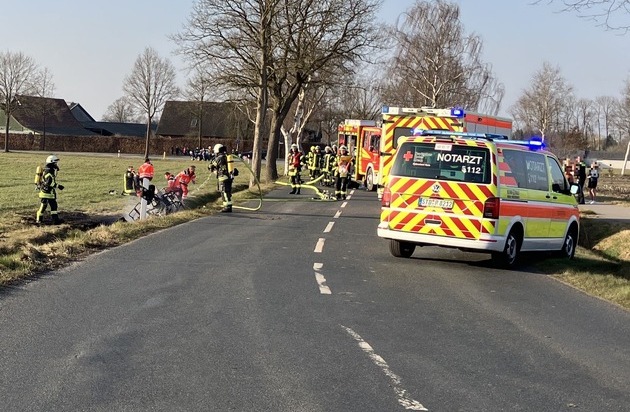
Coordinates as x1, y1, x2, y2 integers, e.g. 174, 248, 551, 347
535, 0, 630, 33
336, 73, 384, 121
576, 98, 595, 149
510, 62, 573, 144
174, 0, 380, 183
263, 0, 381, 180
382, 0, 504, 114
31, 67, 57, 150
173, 0, 277, 186
123, 46, 180, 158
103, 97, 139, 122
0, 51, 39, 152
185, 67, 215, 148
595, 95, 618, 149
615, 78, 630, 174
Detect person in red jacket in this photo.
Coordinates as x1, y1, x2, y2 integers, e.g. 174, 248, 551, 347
288, 144, 303, 194
163, 172, 183, 200
138, 158, 154, 181
176, 165, 196, 199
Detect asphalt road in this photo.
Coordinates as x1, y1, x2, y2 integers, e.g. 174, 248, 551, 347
1, 186, 629, 411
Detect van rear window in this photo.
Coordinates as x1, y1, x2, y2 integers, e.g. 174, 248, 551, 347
392, 142, 491, 184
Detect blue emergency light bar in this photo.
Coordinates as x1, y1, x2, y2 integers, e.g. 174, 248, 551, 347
451, 107, 465, 117
412, 129, 508, 140
506, 138, 545, 150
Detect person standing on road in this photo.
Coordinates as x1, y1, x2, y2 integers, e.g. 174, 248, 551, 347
209, 144, 236, 212
575, 156, 587, 204
335, 145, 353, 200
288, 143, 303, 195
588, 163, 600, 204
36, 154, 65, 225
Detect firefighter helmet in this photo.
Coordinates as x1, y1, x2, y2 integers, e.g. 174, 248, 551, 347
339, 145, 348, 152
46, 154, 59, 164
213, 144, 225, 154
291, 143, 298, 150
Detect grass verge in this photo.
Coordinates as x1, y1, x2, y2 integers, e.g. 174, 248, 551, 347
533, 217, 630, 310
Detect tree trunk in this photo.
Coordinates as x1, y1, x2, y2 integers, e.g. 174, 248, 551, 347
250, 82, 267, 187
144, 117, 152, 158
622, 139, 630, 176
4, 115, 9, 152
266, 115, 281, 181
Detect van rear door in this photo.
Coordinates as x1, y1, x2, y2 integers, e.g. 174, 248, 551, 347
387, 140, 495, 241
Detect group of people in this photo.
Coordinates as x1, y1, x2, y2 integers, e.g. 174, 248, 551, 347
287, 144, 353, 200
565, 155, 599, 204
124, 159, 197, 201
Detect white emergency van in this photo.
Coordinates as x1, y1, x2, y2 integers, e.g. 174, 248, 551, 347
377, 130, 580, 267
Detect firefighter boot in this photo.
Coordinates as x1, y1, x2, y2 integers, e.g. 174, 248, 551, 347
289, 188, 296, 194
296, 188, 300, 195
220, 206, 232, 213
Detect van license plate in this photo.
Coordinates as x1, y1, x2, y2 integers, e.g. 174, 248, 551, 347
419, 197, 454, 209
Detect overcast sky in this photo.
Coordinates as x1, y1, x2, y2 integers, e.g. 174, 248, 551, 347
5, 0, 629, 120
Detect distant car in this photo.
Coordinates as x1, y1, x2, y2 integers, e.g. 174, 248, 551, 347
240, 150, 267, 160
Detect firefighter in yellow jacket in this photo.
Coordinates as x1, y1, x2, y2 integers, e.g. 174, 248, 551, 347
209, 144, 238, 212
35, 154, 65, 225
335, 145, 353, 200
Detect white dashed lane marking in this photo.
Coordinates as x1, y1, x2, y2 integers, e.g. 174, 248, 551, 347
314, 238, 325, 253
324, 222, 335, 233
341, 325, 428, 411
313, 263, 331, 294
334, 210, 342, 219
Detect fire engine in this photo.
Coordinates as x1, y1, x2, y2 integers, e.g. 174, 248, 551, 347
337, 119, 381, 190
376, 106, 513, 198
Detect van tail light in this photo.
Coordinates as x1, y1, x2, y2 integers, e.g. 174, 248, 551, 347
382, 187, 391, 207
483, 197, 500, 219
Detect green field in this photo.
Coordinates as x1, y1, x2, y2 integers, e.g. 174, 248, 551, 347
1, 151, 629, 310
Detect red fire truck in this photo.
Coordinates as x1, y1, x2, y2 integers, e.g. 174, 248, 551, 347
338, 108, 513, 193
337, 119, 381, 191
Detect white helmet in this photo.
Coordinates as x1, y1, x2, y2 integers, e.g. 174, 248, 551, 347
213, 144, 225, 154
339, 145, 348, 152
46, 154, 59, 164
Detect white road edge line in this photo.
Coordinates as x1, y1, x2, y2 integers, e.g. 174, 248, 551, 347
314, 238, 325, 253
340, 325, 428, 411
334, 210, 342, 219
313, 263, 331, 295
324, 222, 335, 233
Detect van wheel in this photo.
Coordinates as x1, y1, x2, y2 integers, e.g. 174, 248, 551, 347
365, 168, 376, 191
492, 230, 521, 268
558, 225, 578, 259
390, 240, 415, 258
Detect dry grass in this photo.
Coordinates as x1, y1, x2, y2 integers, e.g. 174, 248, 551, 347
535, 217, 630, 310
